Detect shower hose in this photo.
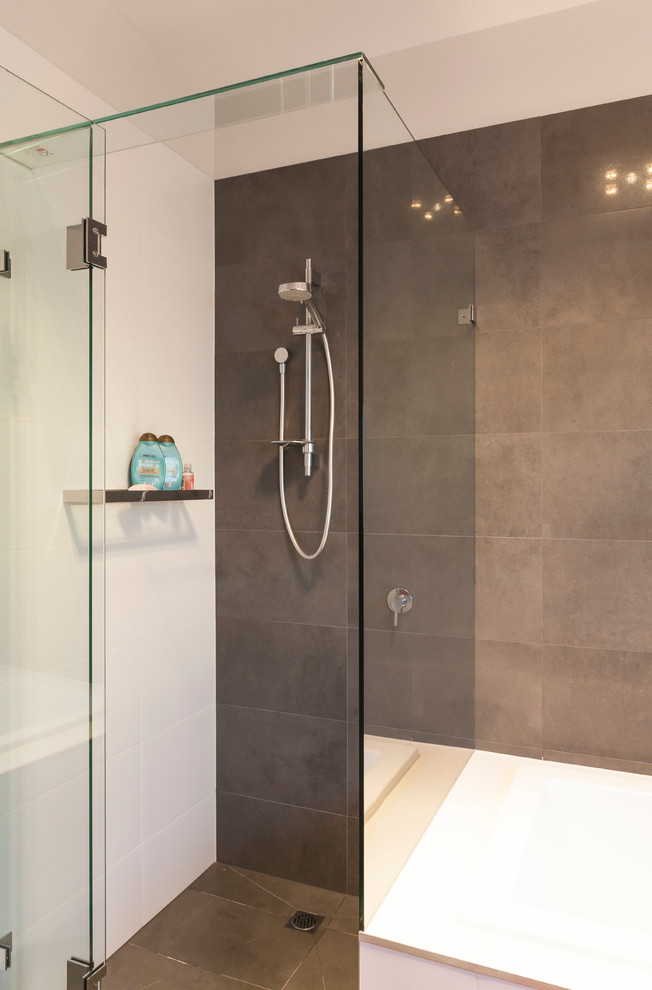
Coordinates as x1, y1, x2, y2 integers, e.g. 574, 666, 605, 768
277, 333, 335, 560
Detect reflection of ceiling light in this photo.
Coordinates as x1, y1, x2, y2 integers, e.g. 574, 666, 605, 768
605, 184, 618, 195
626, 172, 638, 184
646, 181, 652, 191
605, 168, 617, 179
444, 194, 453, 203
453, 207, 462, 215
647, 165, 652, 174
411, 200, 422, 208
424, 211, 433, 219
434, 202, 441, 211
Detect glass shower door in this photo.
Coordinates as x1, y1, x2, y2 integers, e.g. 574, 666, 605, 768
0, 76, 105, 990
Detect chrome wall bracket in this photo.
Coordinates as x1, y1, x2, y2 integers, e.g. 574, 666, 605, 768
0, 250, 11, 278
0, 932, 12, 971
67, 957, 107, 990
457, 304, 476, 326
66, 217, 108, 271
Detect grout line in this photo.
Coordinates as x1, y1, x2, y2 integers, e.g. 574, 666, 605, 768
218, 790, 350, 818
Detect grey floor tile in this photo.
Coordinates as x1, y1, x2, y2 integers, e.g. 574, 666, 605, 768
234, 865, 346, 917
130, 887, 324, 990
191, 863, 290, 916
282, 930, 359, 990
103, 943, 258, 990
316, 930, 359, 990
328, 895, 359, 935
282, 942, 324, 990
216, 924, 326, 990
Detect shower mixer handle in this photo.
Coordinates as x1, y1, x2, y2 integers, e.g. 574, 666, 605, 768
387, 588, 414, 627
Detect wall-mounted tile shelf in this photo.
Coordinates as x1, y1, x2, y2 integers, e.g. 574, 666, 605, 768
63, 489, 213, 504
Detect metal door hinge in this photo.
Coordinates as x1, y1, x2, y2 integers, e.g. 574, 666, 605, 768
457, 304, 475, 326
0, 250, 11, 279
0, 932, 12, 971
67, 957, 107, 990
67, 218, 107, 271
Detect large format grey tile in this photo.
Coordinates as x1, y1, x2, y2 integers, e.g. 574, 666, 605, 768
216, 343, 346, 443
347, 722, 359, 817
364, 233, 475, 340
214, 155, 352, 266
216, 530, 347, 627
364, 435, 474, 536
103, 943, 250, 990
543, 539, 652, 652
475, 223, 541, 332
215, 351, 278, 442
217, 793, 347, 892
131, 888, 318, 990
347, 626, 360, 723
363, 630, 474, 739
214, 439, 347, 533
476, 435, 541, 537
541, 209, 652, 326
233, 865, 345, 917
217, 706, 347, 815
541, 95, 652, 219
216, 616, 347, 720
364, 335, 475, 438
475, 640, 542, 752
422, 118, 541, 230
363, 534, 474, 637
346, 817, 359, 896
285, 930, 358, 990
475, 329, 541, 435
542, 319, 652, 432
328, 894, 359, 935
215, 252, 348, 354
543, 645, 652, 764
191, 863, 290, 916
476, 538, 542, 644
542, 431, 652, 540
363, 142, 463, 245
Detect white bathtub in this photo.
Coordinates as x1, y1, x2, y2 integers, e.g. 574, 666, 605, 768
363, 735, 419, 822
362, 750, 652, 990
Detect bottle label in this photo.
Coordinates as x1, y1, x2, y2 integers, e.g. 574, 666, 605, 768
139, 456, 160, 476
182, 475, 195, 490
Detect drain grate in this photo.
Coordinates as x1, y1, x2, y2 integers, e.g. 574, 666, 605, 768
287, 910, 323, 932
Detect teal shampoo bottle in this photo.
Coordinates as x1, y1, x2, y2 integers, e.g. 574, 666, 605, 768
158, 435, 183, 490
130, 433, 165, 489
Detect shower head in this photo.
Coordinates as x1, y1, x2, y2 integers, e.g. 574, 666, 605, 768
278, 281, 313, 302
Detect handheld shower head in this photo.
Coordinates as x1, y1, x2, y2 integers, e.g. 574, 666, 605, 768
278, 281, 312, 302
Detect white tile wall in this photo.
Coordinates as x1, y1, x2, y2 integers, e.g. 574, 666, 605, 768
104, 140, 215, 955
1, 27, 216, 970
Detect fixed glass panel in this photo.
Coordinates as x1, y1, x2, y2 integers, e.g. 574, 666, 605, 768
0, 88, 105, 988
360, 62, 475, 927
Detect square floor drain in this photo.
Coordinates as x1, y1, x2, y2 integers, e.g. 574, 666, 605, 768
286, 910, 324, 932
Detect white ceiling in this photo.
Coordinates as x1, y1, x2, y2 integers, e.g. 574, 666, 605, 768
3, 0, 652, 178
2, 0, 651, 138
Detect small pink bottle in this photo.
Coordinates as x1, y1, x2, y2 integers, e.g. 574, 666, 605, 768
181, 463, 195, 491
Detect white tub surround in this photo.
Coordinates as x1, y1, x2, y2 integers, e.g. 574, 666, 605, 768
362, 750, 652, 990
364, 735, 419, 822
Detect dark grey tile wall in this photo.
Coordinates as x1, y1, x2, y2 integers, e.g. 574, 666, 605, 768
424, 93, 652, 772
214, 154, 358, 894
362, 143, 476, 748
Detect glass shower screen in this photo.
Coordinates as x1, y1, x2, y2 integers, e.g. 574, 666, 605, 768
0, 68, 106, 990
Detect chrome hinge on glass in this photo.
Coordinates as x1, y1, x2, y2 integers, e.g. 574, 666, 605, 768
66, 217, 108, 270
0, 932, 12, 971
0, 250, 10, 278
67, 957, 107, 990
